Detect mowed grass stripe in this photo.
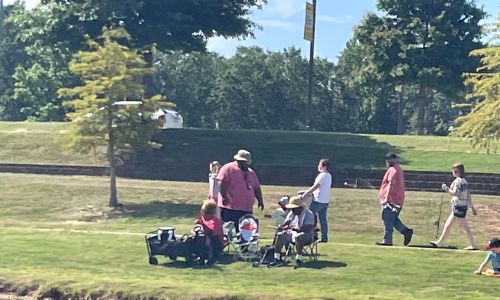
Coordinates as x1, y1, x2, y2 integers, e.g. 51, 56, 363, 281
0, 228, 494, 300
0, 226, 491, 254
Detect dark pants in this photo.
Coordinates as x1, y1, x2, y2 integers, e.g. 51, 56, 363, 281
206, 235, 222, 261
193, 234, 222, 263
220, 208, 251, 232
381, 205, 409, 244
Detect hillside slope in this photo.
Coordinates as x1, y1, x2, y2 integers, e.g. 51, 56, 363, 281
1, 122, 498, 173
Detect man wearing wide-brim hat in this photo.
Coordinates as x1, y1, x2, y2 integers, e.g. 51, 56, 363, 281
216, 149, 264, 232
268, 196, 315, 269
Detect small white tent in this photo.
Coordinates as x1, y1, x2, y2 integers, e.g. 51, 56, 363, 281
152, 108, 183, 129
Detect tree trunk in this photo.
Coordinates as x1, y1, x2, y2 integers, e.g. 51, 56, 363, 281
330, 91, 335, 131
425, 89, 435, 134
108, 161, 118, 207
141, 47, 154, 99
417, 83, 426, 135
397, 87, 404, 134
107, 108, 118, 207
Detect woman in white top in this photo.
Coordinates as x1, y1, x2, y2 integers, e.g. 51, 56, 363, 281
300, 158, 332, 242
430, 163, 477, 250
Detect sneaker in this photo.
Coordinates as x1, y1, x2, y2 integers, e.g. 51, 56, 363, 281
463, 246, 478, 251
293, 259, 302, 269
319, 239, 328, 243
267, 258, 283, 268
375, 241, 393, 246
429, 241, 440, 248
403, 228, 413, 246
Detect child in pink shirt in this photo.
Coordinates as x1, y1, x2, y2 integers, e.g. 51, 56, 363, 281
195, 200, 224, 264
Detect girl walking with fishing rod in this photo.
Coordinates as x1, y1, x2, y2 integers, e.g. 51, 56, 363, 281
430, 163, 478, 250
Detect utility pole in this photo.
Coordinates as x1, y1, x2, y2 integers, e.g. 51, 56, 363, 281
304, 0, 317, 130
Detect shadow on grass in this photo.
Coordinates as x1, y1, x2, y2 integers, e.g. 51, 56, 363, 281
159, 256, 348, 270
125, 129, 406, 182
303, 260, 347, 270
159, 254, 239, 270
108, 200, 199, 219
408, 244, 458, 250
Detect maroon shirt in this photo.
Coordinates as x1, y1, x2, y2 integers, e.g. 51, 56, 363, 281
378, 164, 405, 207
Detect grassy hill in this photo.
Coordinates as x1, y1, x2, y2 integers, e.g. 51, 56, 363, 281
0, 122, 105, 166
0, 121, 499, 173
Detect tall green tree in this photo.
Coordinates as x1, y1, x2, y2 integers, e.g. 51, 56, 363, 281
2, 1, 79, 121
209, 46, 312, 130
309, 57, 338, 131
334, 35, 401, 134
58, 27, 162, 207
356, 0, 485, 134
210, 47, 273, 129
154, 47, 349, 131
43, 0, 266, 51
453, 12, 500, 152
260, 47, 308, 130
0, 1, 29, 120
153, 51, 222, 127
1, 0, 265, 122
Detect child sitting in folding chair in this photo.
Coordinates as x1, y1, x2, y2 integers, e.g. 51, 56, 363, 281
194, 200, 224, 265
268, 196, 315, 269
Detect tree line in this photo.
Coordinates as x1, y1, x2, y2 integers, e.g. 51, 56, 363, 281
0, 0, 498, 141
0, 0, 264, 120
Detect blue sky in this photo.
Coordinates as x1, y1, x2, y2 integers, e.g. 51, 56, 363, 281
6, 0, 499, 62
206, 0, 499, 61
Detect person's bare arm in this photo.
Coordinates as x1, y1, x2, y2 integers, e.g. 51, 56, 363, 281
446, 185, 460, 196
300, 182, 320, 199
218, 179, 229, 205
474, 258, 490, 275
383, 180, 393, 203
468, 193, 477, 216
255, 186, 264, 210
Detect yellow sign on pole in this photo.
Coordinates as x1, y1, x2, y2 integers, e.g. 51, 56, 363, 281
303, 2, 314, 41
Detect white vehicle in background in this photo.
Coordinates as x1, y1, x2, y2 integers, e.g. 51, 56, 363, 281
152, 108, 183, 129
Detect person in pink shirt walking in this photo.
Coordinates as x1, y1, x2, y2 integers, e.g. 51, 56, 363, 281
376, 153, 413, 246
216, 149, 264, 231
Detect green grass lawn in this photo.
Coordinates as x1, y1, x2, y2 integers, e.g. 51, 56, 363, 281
1, 173, 499, 299
0, 122, 499, 173
0, 122, 104, 166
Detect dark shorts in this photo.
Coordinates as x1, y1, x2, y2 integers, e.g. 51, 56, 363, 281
220, 208, 251, 232
453, 205, 468, 218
